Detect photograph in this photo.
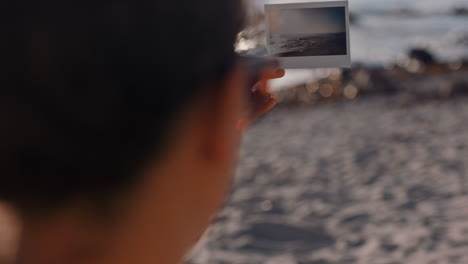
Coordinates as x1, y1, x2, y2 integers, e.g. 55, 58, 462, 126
265, 1, 350, 68
268, 6, 347, 57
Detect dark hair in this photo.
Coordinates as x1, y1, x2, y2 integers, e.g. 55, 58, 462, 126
0, 0, 245, 212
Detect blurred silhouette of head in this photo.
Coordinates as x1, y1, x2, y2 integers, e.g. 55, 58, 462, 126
0, 0, 247, 263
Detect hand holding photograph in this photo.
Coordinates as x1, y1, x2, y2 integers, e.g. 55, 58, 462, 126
265, 0, 351, 69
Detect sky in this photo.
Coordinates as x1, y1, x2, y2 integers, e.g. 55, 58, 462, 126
268, 7, 346, 35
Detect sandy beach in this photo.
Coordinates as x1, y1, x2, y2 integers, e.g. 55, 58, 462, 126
188, 96, 468, 264
272, 33, 347, 57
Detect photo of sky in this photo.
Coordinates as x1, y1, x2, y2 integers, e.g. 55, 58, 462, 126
269, 7, 346, 35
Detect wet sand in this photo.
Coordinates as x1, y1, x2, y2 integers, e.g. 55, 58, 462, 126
188, 97, 468, 264
273, 33, 347, 57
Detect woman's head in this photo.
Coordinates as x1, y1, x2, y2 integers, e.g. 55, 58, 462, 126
1, 0, 250, 263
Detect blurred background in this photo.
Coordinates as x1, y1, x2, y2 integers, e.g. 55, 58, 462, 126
187, 0, 468, 263
1, 1, 467, 264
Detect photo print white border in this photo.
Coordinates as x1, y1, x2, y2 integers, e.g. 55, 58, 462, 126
265, 0, 351, 69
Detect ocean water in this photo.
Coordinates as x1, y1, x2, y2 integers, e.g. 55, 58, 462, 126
247, 0, 468, 89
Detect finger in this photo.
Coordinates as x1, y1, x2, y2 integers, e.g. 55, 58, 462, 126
257, 69, 285, 95
237, 96, 277, 132
259, 96, 276, 114
250, 96, 277, 120
262, 68, 285, 80
258, 78, 269, 96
